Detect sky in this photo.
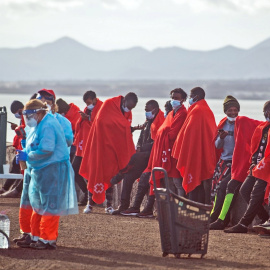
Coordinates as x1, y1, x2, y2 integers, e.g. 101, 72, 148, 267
1, 0, 270, 51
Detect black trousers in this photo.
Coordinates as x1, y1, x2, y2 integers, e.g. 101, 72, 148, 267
188, 179, 212, 204
210, 179, 241, 224
239, 176, 269, 226
72, 155, 88, 198
3, 156, 23, 192
119, 152, 150, 209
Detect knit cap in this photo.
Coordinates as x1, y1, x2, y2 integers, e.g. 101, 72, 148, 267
223, 95, 240, 113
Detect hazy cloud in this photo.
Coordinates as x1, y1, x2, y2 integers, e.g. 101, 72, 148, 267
172, 0, 270, 13
0, 0, 84, 12
99, 0, 143, 10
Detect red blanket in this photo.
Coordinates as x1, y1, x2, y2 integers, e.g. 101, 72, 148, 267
64, 103, 81, 132
79, 96, 135, 204
13, 115, 26, 150
73, 99, 103, 157
147, 105, 187, 192
251, 122, 270, 203
216, 116, 261, 183
150, 109, 165, 140
172, 99, 216, 194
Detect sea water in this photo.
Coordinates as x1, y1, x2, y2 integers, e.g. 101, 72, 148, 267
0, 93, 266, 144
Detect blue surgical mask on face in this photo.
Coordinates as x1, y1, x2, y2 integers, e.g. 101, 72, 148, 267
170, 100, 181, 109
189, 98, 196, 106
145, 111, 155, 120
164, 111, 168, 118
266, 117, 270, 122
14, 113, 21, 119
87, 104, 95, 110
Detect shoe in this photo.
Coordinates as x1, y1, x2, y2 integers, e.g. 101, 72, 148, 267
136, 209, 154, 218
13, 233, 28, 243
30, 240, 57, 250
112, 206, 128, 215
224, 223, 248, 233
0, 189, 20, 198
83, 204, 93, 214
253, 220, 270, 234
0, 188, 7, 195
209, 219, 226, 230
110, 173, 123, 185
16, 234, 36, 248
105, 206, 114, 214
120, 207, 140, 216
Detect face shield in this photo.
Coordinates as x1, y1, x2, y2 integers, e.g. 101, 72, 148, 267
22, 108, 46, 127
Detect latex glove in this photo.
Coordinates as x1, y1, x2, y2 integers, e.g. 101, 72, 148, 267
16, 150, 28, 164
21, 139, 26, 149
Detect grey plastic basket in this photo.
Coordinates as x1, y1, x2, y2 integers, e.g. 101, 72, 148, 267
152, 167, 212, 259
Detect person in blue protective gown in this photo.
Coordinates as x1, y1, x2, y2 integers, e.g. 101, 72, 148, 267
16, 99, 78, 250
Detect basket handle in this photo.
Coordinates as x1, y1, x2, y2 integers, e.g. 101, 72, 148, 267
152, 167, 170, 193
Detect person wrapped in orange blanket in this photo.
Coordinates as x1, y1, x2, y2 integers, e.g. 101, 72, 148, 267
79, 92, 138, 213
224, 101, 270, 234
121, 89, 188, 218
210, 96, 261, 230
110, 100, 165, 215
172, 87, 216, 204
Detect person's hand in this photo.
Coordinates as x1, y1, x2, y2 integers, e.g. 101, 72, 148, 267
16, 150, 28, 164
79, 111, 89, 121
133, 124, 144, 131
219, 130, 229, 139
249, 163, 256, 172
11, 123, 18, 130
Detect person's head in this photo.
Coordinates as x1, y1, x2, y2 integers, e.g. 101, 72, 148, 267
223, 95, 240, 121
10, 100, 24, 119
83, 90, 97, 109
263, 101, 270, 121
189, 87, 205, 105
164, 100, 173, 117
145, 100, 159, 119
170, 88, 187, 109
36, 89, 57, 113
30, 93, 38, 100
56, 98, 70, 115
23, 99, 48, 128
122, 92, 138, 112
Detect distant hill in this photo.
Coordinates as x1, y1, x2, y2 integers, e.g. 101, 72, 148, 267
0, 36, 270, 80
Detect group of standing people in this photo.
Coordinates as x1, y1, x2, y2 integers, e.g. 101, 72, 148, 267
3, 85, 270, 250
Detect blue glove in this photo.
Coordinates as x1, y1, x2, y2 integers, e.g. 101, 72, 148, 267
21, 139, 26, 149
16, 150, 28, 164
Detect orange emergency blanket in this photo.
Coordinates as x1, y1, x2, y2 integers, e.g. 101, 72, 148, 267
172, 99, 216, 194
73, 99, 103, 157
150, 109, 165, 141
64, 103, 81, 132
79, 96, 135, 204
147, 105, 187, 191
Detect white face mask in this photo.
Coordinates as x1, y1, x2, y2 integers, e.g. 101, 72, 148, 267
14, 113, 21, 119
26, 117, 37, 128
227, 116, 237, 122
47, 104, 52, 112
122, 105, 130, 113
87, 104, 95, 110
265, 117, 270, 122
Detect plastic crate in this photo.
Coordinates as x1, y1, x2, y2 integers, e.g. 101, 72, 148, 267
0, 107, 7, 174
152, 167, 212, 258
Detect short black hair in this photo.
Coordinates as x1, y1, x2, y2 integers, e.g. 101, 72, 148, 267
146, 100, 159, 109
263, 101, 270, 112
125, 92, 138, 104
170, 88, 187, 101
30, 93, 37, 100
83, 90, 96, 102
190, 87, 205, 99
165, 100, 173, 112
10, 100, 24, 114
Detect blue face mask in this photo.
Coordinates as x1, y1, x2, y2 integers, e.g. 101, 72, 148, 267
145, 111, 155, 120
170, 100, 181, 109
87, 104, 95, 110
164, 111, 168, 118
122, 105, 130, 113
189, 97, 197, 106
14, 112, 21, 119
266, 117, 270, 122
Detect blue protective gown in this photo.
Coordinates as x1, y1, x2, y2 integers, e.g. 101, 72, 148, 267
54, 113, 73, 147
20, 113, 78, 216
